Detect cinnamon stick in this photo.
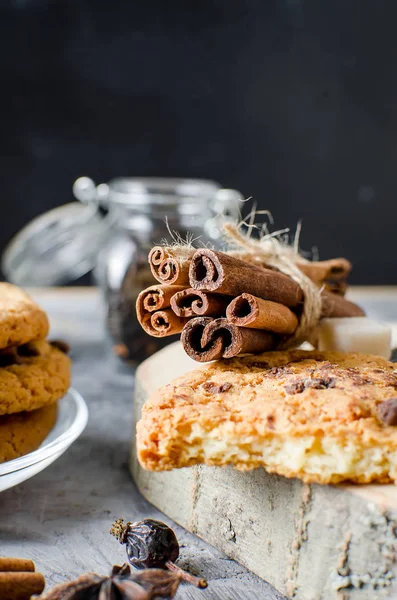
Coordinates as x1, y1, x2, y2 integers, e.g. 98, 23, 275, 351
298, 258, 351, 283
136, 285, 187, 337
0, 571, 45, 599
140, 309, 188, 338
137, 284, 185, 315
148, 247, 192, 286
226, 289, 362, 336
324, 280, 348, 296
321, 290, 365, 318
226, 294, 299, 334
237, 253, 351, 285
0, 559, 35, 572
189, 249, 303, 308
181, 317, 275, 362
171, 288, 230, 318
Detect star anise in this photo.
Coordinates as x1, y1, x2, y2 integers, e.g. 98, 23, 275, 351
34, 563, 182, 599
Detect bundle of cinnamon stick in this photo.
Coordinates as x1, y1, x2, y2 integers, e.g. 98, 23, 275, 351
136, 246, 364, 362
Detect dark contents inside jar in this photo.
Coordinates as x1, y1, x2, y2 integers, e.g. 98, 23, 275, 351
106, 255, 177, 362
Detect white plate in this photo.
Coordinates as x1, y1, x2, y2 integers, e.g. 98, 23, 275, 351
0, 388, 88, 492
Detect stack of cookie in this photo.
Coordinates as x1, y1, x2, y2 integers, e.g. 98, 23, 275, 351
0, 283, 71, 463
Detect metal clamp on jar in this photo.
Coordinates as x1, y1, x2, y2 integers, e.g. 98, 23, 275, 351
2, 177, 244, 361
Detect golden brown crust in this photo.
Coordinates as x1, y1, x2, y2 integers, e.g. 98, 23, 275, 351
0, 340, 71, 415
0, 283, 49, 350
137, 350, 397, 484
0, 403, 58, 463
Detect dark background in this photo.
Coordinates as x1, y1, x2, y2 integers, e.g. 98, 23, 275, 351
1, 0, 396, 283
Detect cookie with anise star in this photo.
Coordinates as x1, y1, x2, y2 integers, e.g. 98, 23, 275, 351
137, 350, 397, 484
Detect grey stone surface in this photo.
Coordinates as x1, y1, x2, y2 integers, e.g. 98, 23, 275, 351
0, 289, 282, 600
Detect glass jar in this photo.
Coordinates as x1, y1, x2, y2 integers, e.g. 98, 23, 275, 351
2, 177, 243, 361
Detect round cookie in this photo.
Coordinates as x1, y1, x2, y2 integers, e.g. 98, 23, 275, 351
0, 283, 49, 350
0, 403, 58, 463
137, 350, 397, 485
0, 340, 71, 415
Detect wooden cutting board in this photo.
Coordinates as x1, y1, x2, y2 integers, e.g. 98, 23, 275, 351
130, 341, 397, 600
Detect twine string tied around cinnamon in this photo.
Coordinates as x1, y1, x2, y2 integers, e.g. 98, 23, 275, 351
222, 222, 322, 349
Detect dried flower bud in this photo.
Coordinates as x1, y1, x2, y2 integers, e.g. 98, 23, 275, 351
110, 518, 208, 589
110, 518, 179, 569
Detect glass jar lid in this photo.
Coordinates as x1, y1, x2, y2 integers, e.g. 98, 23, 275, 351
2, 200, 108, 286
2, 176, 244, 286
